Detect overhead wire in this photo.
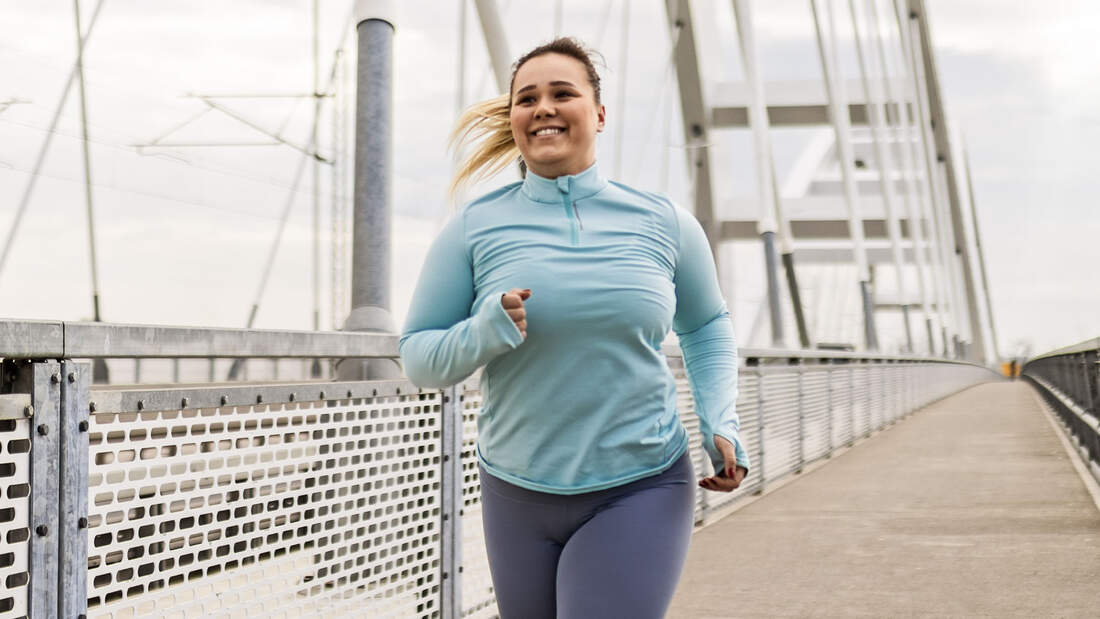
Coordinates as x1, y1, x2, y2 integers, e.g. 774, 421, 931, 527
0, 115, 334, 207
0, 0, 107, 284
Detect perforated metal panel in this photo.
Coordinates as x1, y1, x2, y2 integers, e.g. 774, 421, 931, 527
0, 417, 31, 619
455, 379, 497, 619
60, 359, 996, 618
85, 382, 442, 618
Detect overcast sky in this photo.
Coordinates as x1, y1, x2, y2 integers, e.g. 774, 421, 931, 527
1, 0, 1097, 359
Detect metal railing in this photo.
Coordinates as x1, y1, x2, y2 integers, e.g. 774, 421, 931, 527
0, 319, 1000, 618
1022, 337, 1100, 480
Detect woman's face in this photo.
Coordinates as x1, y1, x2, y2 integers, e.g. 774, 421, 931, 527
510, 53, 605, 179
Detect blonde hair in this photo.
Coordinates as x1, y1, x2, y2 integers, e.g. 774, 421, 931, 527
448, 37, 604, 200
448, 93, 518, 199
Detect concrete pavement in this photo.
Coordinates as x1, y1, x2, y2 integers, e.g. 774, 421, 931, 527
669, 381, 1100, 618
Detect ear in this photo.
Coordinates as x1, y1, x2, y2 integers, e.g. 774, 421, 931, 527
595, 104, 607, 133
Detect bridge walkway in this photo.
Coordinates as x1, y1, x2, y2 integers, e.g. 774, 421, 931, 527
670, 381, 1100, 618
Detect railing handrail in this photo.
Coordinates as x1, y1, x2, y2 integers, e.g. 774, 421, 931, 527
1025, 336, 1100, 364
1, 318, 987, 365
0, 319, 398, 359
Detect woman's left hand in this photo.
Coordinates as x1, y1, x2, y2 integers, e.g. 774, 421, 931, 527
698, 435, 747, 493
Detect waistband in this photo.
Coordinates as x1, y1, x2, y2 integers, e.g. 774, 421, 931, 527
478, 450, 694, 507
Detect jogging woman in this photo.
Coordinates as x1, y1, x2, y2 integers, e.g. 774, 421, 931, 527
400, 37, 748, 618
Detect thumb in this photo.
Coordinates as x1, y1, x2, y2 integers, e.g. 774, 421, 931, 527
714, 435, 737, 478
518, 288, 532, 301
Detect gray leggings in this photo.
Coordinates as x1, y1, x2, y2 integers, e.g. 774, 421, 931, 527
478, 451, 696, 618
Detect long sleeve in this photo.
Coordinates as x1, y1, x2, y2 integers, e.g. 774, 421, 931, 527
671, 206, 751, 475
399, 213, 524, 388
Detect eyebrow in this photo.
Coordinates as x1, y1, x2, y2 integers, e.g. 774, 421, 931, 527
514, 80, 578, 96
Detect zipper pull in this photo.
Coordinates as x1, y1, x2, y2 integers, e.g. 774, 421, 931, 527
572, 201, 583, 230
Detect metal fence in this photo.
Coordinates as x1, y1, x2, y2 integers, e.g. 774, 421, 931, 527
0, 320, 999, 618
1022, 337, 1100, 481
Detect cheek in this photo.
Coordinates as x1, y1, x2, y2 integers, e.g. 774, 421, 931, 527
509, 111, 524, 137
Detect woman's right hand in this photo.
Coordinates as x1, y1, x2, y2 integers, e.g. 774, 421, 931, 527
501, 288, 531, 339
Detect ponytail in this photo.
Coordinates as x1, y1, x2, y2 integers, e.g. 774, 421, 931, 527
448, 93, 518, 199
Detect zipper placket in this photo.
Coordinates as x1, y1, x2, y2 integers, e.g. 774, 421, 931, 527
560, 191, 581, 246
555, 175, 586, 245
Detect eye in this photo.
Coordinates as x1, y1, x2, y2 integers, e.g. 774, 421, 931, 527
516, 95, 535, 105
555, 90, 576, 99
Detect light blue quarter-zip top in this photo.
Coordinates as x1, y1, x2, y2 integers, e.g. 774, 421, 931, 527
399, 163, 748, 494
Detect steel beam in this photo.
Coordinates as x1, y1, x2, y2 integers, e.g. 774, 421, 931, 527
341, 1, 403, 379
963, 146, 1000, 360
908, 0, 986, 363
710, 78, 914, 127
472, 0, 511, 92
867, 0, 935, 355
849, 0, 911, 352
810, 0, 877, 349
665, 0, 719, 252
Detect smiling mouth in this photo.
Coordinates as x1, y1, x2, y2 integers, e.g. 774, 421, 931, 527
533, 127, 566, 137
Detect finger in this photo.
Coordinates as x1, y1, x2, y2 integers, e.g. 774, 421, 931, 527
734, 466, 747, 486
725, 459, 739, 480
713, 477, 738, 492
515, 319, 527, 332
699, 477, 728, 493
703, 475, 740, 493
501, 294, 523, 309
506, 309, 525, 324
504, 288, 531, 303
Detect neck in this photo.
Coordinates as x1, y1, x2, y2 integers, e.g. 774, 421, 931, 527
526, 155, 596, 179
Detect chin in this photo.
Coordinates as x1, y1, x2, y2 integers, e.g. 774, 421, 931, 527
526, 156, 571, 175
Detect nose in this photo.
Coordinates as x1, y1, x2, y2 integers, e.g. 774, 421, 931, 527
533, 95, 555, 119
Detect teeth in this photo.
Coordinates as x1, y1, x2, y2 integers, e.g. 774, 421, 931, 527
535, 128, 564, 136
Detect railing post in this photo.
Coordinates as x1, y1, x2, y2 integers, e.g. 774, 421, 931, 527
865, 363, 874, 438
796, 359, 805, 473
1089, 350, 1100, 415
1080, 351, 1097, 414
697, 359, 709, 521
439, 384, 462, 619
882, 360, 890, 426
754, 363, 766, 492
18, 360, 61, 618
848, 363, 856, 445
825, 359, 834, 457
59, 360, 90, 619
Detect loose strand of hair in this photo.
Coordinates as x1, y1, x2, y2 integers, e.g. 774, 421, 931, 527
448, 93, 520, 200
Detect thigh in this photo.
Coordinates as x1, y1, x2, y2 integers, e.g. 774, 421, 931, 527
555, 460, 696, 619
479, 471, 564, 619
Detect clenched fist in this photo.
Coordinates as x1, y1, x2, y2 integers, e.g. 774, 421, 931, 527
501, 288, 531, 339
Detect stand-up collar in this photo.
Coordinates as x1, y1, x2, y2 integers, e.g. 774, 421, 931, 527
521, 162, 609, 204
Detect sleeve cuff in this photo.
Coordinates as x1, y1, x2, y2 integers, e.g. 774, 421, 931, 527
475, 292, 524, 351
704, 430, 751, 476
